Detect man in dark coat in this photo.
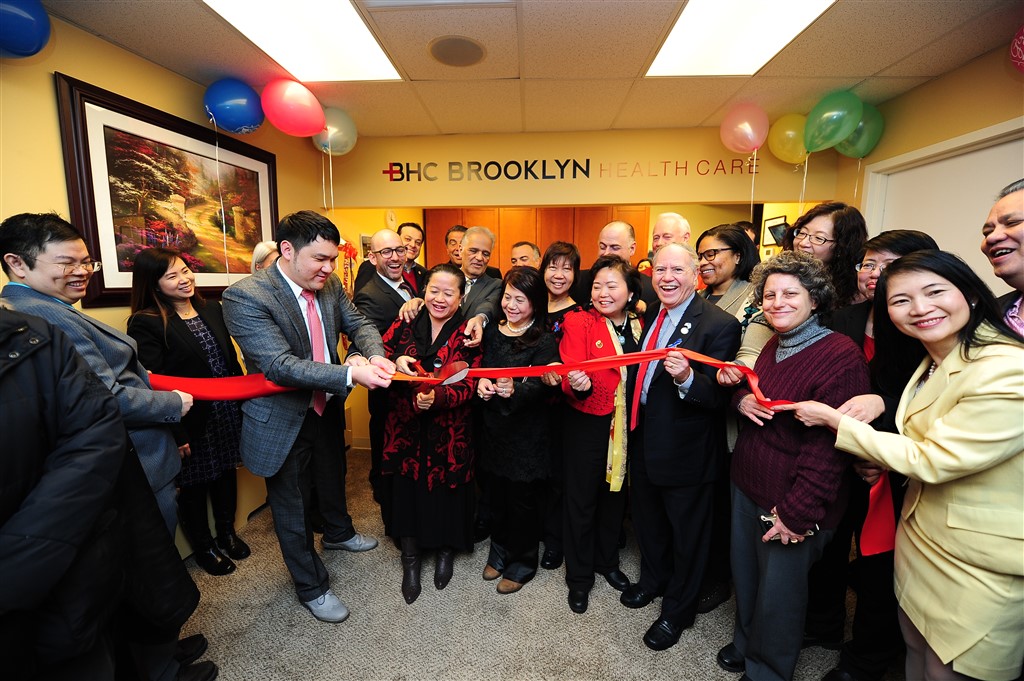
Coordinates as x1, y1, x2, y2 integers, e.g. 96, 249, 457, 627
981, 178, 1024, 331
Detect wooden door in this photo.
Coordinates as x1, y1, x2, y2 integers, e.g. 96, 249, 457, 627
613, 205, 651, 262
497, 207, 537, 271
573, 206, 613, 267
536, 207, 575, 255
423, 208, 462, 267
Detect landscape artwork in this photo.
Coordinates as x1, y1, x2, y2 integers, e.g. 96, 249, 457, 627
103, 126, 262, 276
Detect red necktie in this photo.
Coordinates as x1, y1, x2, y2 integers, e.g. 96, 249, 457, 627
630, 308, 667, 431
402, 269, 418, 295
300, 290, 327, 416
860, 471, 896, 555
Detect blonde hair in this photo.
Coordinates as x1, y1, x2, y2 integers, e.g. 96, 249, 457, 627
251, 240, 279, 274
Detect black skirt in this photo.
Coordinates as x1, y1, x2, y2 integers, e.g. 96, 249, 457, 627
389, 474, 474, 552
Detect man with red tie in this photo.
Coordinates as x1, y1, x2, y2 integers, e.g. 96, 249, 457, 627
620, 242, 741, 650
223, 211, 394, 624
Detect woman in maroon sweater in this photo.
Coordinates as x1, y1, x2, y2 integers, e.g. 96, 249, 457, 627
716, 251, 870, 681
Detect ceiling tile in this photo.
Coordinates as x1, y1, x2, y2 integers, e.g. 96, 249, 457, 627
520, 0, 682, 79
413, 80, 522, 134
367, 5, 519, 81
308, 82, 440, 137
523, 79, 634, 132
878, 1, 1024, 78
758, 0, 1003, 78
616, 77, 747, 129
705, 77, 863, 126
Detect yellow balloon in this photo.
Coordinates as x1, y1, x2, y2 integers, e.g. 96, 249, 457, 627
768, 114, 808, 165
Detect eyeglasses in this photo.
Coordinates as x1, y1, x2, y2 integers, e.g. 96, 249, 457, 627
36, 259, 102, 275
855, 262, 889, 273
696, 247, 734, 262
792, 228, 834, 246
372, 246, 408, 258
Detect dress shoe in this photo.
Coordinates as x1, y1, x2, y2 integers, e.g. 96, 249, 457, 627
496, 578, 524, 594
193, 547, 235, 576
177, 660, 218, 681
174, 633, 208, 667
620, 584, 657, 609
717, 643, 746, 673
302, 589, 350, 623
322, 533, 379, 552
540, 548, 563, 570
568, 589, 589, 614
602, 569, 631, 592
401, 554, 422, 604
215, 531, 250, 560
643, 618, 684, 651
822, 667, 861, 681
697, 581, 731, 614
802, 632, 843, 650
482, 564, 501, 581
434, 549, 454, 590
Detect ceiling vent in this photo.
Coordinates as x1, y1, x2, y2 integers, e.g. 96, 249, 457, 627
429, 35, 485, 67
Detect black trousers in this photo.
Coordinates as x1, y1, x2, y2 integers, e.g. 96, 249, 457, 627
629, 433, 713, 627
367, 387, 393, 532
562, 408, 626, 592
177, 471, 238, 550
487, 476, 544, 583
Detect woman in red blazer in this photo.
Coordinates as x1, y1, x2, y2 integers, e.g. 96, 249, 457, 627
558, 255, 643, 615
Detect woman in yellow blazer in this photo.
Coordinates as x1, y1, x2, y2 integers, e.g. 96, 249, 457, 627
778, 251, 1024, 681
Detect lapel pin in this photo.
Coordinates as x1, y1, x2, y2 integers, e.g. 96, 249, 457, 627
681, 322, 691, 335
595, 340, 604, 349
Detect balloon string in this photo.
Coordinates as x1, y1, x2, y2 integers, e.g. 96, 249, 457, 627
854, 158, 862, 200
799, 153, 811, 214
320, 153, 327, 210
208, 112, 231, 278
328, 137, 336, 212
749, 148, 758, 221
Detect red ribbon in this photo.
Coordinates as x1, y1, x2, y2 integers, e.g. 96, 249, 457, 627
149, 347, 789, 407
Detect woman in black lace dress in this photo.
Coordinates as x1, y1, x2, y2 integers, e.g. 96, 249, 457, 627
476, 267, 559, 594
128, 248, 247, 576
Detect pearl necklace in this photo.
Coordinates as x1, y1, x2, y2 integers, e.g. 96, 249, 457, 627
505, 319, 534, 335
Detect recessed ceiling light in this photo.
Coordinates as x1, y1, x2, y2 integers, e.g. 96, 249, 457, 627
430, 36, 485, 67
647, 0, 836, 77
203, 0, 401, 82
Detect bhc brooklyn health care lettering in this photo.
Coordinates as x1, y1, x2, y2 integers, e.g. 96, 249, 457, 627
381, 157, 758, 182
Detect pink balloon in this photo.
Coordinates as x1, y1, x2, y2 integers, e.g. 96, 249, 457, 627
261, 79, 326, 137
1011, 24, 1024, 74
720, 103, 769, 154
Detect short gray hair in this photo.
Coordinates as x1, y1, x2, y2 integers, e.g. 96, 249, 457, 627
250, 240, 278, 274
462, 225, 495, 250
750, 250, 835, 315
651, 241, 698, 271
997, 179, 1024, 199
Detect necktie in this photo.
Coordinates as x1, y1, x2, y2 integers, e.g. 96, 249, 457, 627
630, 308, 667, 430
462, 278, 474, 307
398, 280, 414, 302
402, 269, 419, 295
300, 290, 327, 416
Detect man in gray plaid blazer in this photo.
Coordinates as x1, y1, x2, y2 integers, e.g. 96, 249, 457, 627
223, 211, 393, 623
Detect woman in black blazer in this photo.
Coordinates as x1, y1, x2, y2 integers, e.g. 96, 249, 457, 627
128, 248, 248, 576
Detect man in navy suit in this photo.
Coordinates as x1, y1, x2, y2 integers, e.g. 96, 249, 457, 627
620, 242, 741, 651
223, 211, 394, 624
352, 229, 417, 524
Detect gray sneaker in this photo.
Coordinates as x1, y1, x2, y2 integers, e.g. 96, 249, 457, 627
322, 533, 379, 552
302, 590, 350, 623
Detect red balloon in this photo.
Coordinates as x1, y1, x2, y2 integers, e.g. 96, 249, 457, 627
1011, 24, 1024, 74
261, 79, 325, 137
720, 102, 769, 154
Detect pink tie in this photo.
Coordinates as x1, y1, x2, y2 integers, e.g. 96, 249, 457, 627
630, 308, 667, 431
300, 290, 327, 416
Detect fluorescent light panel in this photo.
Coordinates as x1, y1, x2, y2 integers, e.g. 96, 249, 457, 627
203, 0, 400, 82
647, 0, 836, 77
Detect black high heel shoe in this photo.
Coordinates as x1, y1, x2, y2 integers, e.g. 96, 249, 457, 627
215, 531, 251, 560
194, 546, 236, 576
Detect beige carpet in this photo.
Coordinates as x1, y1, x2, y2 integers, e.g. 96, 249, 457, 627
182, 449, 905, 681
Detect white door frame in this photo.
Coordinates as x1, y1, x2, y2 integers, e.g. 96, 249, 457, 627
863, 117, 1024, 234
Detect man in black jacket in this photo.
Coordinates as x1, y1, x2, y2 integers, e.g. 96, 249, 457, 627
0, 309, 214, 680
981, 178, 1024, 330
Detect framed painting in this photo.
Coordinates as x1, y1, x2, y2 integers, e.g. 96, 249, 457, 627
762, 216, 789, 247
55, 73, 278, 307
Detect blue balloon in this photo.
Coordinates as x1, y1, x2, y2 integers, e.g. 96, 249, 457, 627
203, 78, 264, 134
0, 0, 51, 58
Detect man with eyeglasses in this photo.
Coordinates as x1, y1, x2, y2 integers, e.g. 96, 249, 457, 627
353, 229, 421, 518
0, 212, 217, 681
353, 222, 427, 295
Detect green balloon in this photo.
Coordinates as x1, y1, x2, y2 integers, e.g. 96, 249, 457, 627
804, 91, 864, 153
835, 103, 885, 159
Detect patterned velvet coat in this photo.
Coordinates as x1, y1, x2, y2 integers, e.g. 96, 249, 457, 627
381, 309, 481, 491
